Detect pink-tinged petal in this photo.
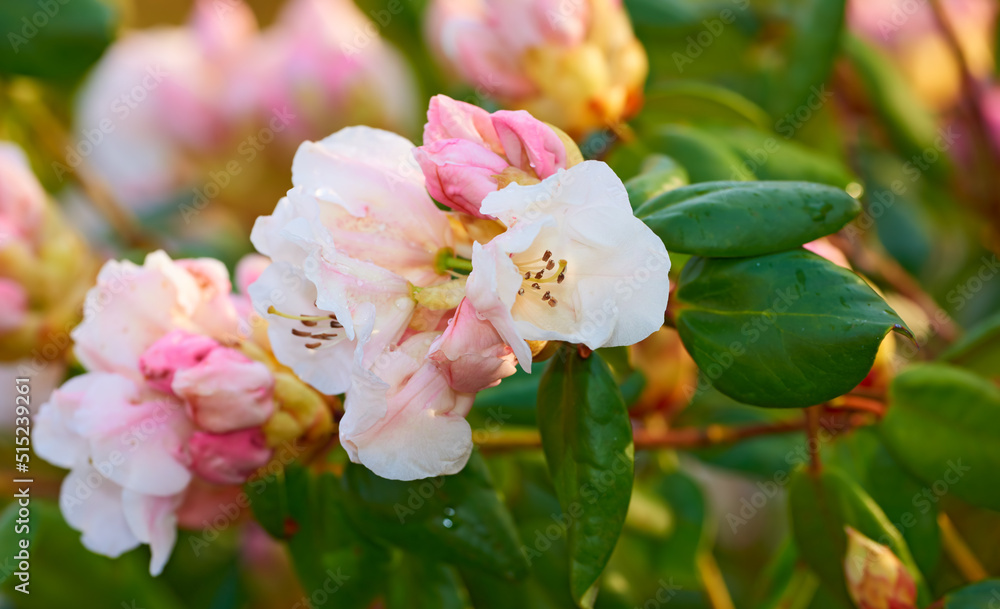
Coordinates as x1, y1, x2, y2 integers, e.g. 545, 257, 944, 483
59, 467, 140, 558
235, 254, 270, 294
0, 143, 45, 241
184, 428, 271, 485
139, 330, 220, 394
290, 126, 452, 284
248, 262, 355, 395
804, 238, 851, 269
122, 490, 182, 576
341, 332, 474, 481
429, 299, 517, 392
175, 480, 244, 529
844, 526, 918, 609
33, 374, 100, 469
466, 238, 538, 371
305, 251, 415, 369
172, 347, 274, 433
190, 0, 258, 59
449, 22, 536, 98
72, 374, 192, 496
413, 139, 508, 217
72, 251, 239, 377
492, 110, 568, 178
0, 278, 27, 333
423, 95, 502, 151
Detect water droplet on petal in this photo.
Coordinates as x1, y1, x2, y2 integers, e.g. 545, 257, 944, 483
443, 507, 455, 516
442, 518, 454, 528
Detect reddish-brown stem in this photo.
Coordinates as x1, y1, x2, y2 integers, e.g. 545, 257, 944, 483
806, 406, 823, 476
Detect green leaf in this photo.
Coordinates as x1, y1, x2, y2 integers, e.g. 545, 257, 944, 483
385, 554, 467, 609
941, 310, 1000, 379
0, 0, 118, 83
880, 364, 1000, 512
246, 471, 290, 540
648, 125, 756, 182
635, 181, 861, 258
763, 0, 845, 118
250, 465, 391, 608
826, 428, 941, 576
674, 249, 909, 407
638, 81, 772, 130
537, 346, 634, 607
942, 579, 1000, 608
0, 501, 35, 586
706, 127, 856, 188
339, 451, 529, 581
1, 500, 185, 609
788, 467, 928, 607
624, 154, 689, 210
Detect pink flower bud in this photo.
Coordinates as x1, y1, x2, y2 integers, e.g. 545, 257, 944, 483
415, 95, 571, 216
186, 428, 272, 485
140, 330, 220, 394
429, 299, 517, 393
843, 527, 918, 609
172, 346, 275, 433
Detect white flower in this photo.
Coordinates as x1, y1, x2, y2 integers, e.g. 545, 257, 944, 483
249, 126, 455, 394
466, 161, 671, 370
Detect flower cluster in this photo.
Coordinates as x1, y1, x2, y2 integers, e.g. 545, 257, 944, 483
34, 252, 332, 574
425, 0, 648, 134
76, 0, 417, 212
0, 144, 95, 369
250, 95, 671, 480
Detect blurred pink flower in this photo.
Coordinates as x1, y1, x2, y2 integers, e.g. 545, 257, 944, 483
414, 95, 574, 217
0, 278, 28, 333
172, 344, 275, 433
425, 0, 647, 134
184, 428, 272, 485
76, 0, 418, 211
0, 143, 45, 243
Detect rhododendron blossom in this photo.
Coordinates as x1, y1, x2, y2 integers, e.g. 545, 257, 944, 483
414, 95, 581, 217
425, 0, 648, 133
467, 161, 672, 368
33, 252, 323, 575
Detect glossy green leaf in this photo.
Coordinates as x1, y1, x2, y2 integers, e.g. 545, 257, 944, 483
339, 451, 528, 581
942, 579, 1000, 608
764, 0, 845, 118
280, 466, 391, 609
246, 471, 290, 540
625, 154, 689, 210
880, 364, 1000, 512
648, 125, 756, 182
788, 467, 928, 607
826, 428, 941, 576
941, 310, 1000, 379
674, 249, 909, 408
638, 81, 772, 130
636, 181, 861, 258
706, 127, 856, 188
385, 554, 467, 609
0, 0, 117, 83
537, 346, 634, 607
